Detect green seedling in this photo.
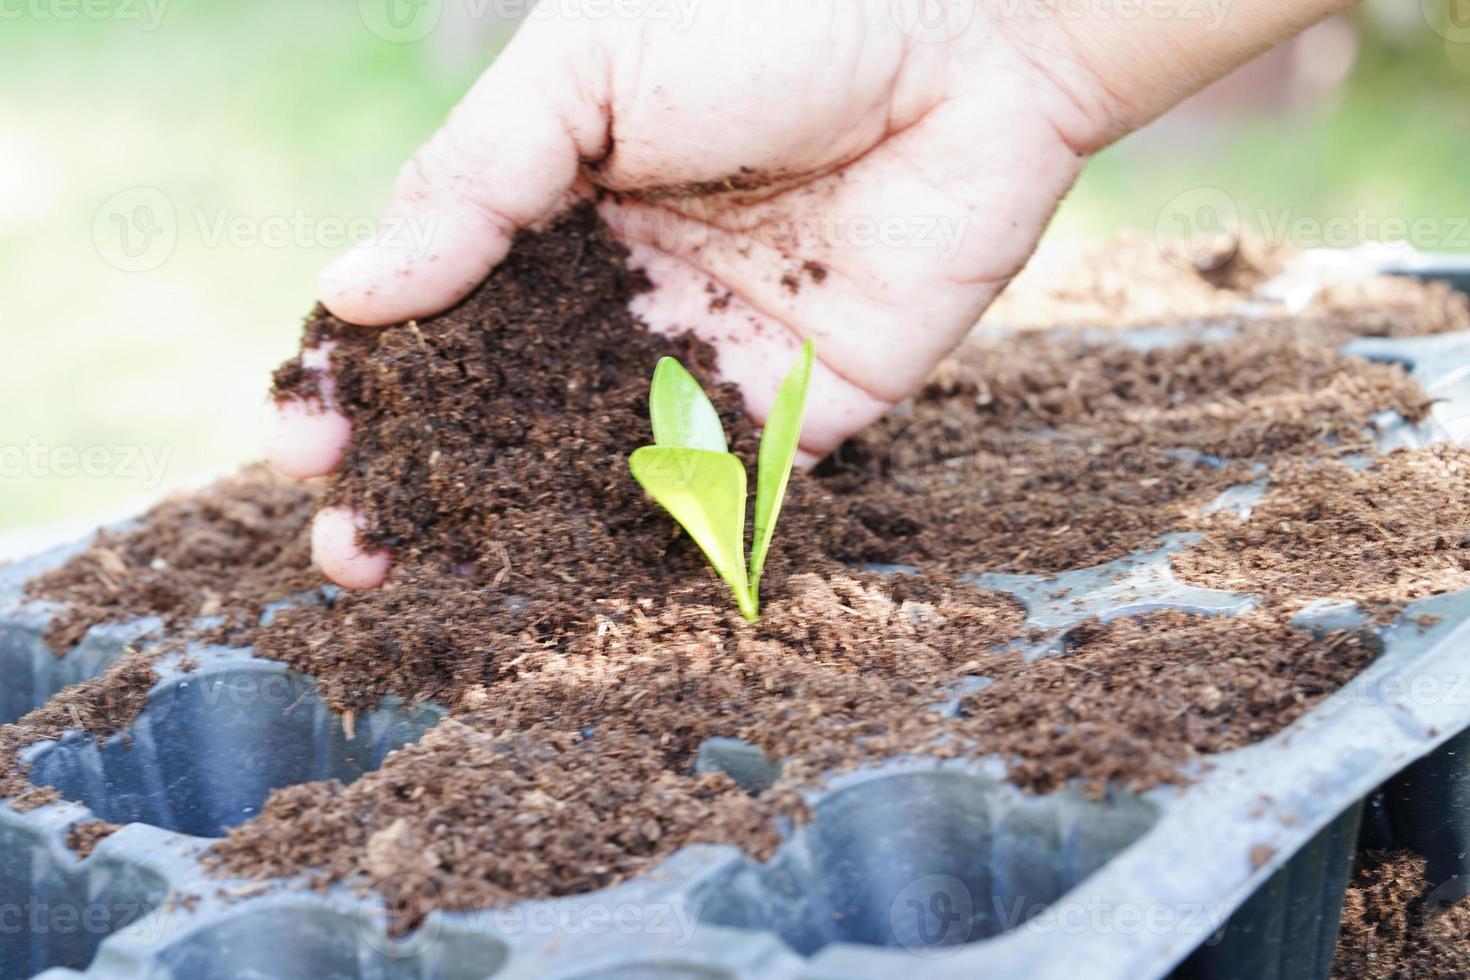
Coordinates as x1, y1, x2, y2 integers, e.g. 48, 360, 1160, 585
629, 341, 815, 621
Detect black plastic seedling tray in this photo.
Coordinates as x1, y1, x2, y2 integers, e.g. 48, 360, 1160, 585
5, 252, 1470, 980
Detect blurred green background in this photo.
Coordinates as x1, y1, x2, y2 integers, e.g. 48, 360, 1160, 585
1, 0, 1467, 536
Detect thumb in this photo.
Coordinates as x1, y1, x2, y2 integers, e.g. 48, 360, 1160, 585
319, 25, 608, 326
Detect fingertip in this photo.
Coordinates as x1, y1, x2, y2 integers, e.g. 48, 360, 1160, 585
318, 209, 512, 326
311, 506, 390, 590
317, 245, 406, 327
261, 399, 352, 479
794, 448, 823, 471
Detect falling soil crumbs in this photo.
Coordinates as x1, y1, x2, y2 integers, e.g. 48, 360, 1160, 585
66, 819, 123, 859
0, 652, 159, 810
12, 204, 1470, 930
1332, 850, 1470, 979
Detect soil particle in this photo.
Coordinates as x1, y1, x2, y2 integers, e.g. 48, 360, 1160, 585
705, 281, 733, 312
1332, 850, 1470, 979
66, 820, 122, 859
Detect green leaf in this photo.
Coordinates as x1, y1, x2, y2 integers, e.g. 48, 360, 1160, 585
629, 446, 757, 621
649, 357, 727, 453
749, 340, 814, 595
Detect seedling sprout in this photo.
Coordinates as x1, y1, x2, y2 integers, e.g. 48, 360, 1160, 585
629, 341, 815, 621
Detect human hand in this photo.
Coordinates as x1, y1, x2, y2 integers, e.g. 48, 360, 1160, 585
263, 0, 1354, 589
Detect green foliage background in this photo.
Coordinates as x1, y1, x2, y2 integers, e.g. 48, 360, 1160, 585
1, 1, 1466, 533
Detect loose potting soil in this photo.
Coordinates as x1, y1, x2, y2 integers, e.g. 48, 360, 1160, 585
15, 203, 1470, 930
1331, 849, 1470, 979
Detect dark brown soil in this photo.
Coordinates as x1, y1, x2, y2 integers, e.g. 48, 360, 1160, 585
15, 207, 1470, 930
1332, 850, 1470, 979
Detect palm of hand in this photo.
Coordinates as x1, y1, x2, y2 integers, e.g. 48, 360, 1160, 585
267, 0, 1095, 587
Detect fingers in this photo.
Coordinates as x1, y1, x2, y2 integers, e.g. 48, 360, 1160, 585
318, 26, 608, 326
623, 242, 894, 460
260, 400, 351, 479
264, 416, 388, 590
311, 506, 390, 590
259, 345, 383, 590
261, 344, 351, 479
